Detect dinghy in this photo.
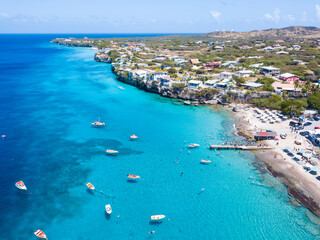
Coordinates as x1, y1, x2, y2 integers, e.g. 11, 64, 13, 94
34, 229, 47, 239
127, 174, 140, 179
15, 181, 27, 191
86, 182, 95, 190
188, 143, 199, 148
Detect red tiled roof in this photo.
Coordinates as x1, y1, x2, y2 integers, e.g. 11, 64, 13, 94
257, 132, 277, 137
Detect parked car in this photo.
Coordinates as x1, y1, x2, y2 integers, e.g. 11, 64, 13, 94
316, 176, 320, 181
304, 122, 312, 127
289, 121, 297, 127
289, 121, 301, 127
300, 131, 309, 137
314, 117, 320, 121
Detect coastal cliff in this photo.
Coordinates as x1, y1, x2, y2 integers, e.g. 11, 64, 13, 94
112, 66, 221, 104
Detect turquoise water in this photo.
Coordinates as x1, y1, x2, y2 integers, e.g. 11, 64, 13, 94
0, 35, 320, 240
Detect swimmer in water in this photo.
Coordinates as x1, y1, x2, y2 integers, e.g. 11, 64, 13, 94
149, 231, 155, 234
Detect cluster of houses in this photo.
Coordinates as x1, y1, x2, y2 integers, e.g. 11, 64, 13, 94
94, 39, 320, 96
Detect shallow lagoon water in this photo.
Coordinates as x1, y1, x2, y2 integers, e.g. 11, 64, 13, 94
0, 34, 319, 240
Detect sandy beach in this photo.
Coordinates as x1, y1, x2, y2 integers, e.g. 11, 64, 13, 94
233, 105, 320, 217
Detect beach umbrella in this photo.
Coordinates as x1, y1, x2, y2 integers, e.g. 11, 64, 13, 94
275, 138, 279, 141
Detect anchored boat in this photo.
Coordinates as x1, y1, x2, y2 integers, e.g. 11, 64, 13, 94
127, 174, 140, 179
86, 182, 95, 190
91, 118, 105, 128
105, 204, 112, 214
34, 229, 47, 239
106, 150, 118, 155
130, 134, 138, 140
151, 215, 166, 221
188, 143, 199, 148
15, 181, 27, 191
200, 159, 211, 164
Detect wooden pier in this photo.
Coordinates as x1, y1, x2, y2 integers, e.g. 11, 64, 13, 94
210, 145, 274, 150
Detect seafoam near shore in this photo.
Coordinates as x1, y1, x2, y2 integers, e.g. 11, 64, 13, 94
233, 106, 320, 217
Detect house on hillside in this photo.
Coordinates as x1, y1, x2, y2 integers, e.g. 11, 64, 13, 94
215, 46, 224, 51
204, 79, 219, 88
207, 62, 221, 68
272, 82, 301, 93
236, 70, 255, 78
242, 82, 263, 89
260, 66, 280, 75
219, 72, 234, 80
216, 79, 233, 89
128, 69, 148, 79
188, 80, 202, 88
151, 72, 169, 81
279, 73, 300, 83
190, 59, 200, 65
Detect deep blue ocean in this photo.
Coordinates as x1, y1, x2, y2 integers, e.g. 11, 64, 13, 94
0, 34, 320, 240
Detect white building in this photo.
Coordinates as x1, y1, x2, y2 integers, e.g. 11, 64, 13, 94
219, 72, 234, 80
204, 79, 219, 87
236, 70, 254, 78
188, 80, 203, 88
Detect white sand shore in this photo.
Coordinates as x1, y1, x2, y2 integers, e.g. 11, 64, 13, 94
233, 106, 320, 216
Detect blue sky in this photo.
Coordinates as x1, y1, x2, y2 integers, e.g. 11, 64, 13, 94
0, 0, 319, 33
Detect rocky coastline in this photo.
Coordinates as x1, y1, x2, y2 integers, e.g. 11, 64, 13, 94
112, 68, 221, 104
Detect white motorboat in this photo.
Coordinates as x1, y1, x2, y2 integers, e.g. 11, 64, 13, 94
105, 204, 112, 214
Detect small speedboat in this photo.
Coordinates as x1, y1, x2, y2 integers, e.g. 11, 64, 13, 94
127, 174, 140, 179
105, 204, 112, 214
15, 181, 27, 191
86, 182, 95, 190
130, 134, 138, 140
91, 118, 105, 128
151, 215, 166, 221
188, 143, 199, 148
106, 150, 118, 155
200, 159, 211, 164
117, 86, 125, 90
34, 229, 47, 239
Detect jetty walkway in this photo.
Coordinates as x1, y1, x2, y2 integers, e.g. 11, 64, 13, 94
210, 145, 274, 150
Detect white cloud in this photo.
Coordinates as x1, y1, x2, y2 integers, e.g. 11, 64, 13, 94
316, 5, 320, 19
0, 12, 10, 18
264, 8, 280, 23
210, 11, 221, 21
286, 14, 295, 21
